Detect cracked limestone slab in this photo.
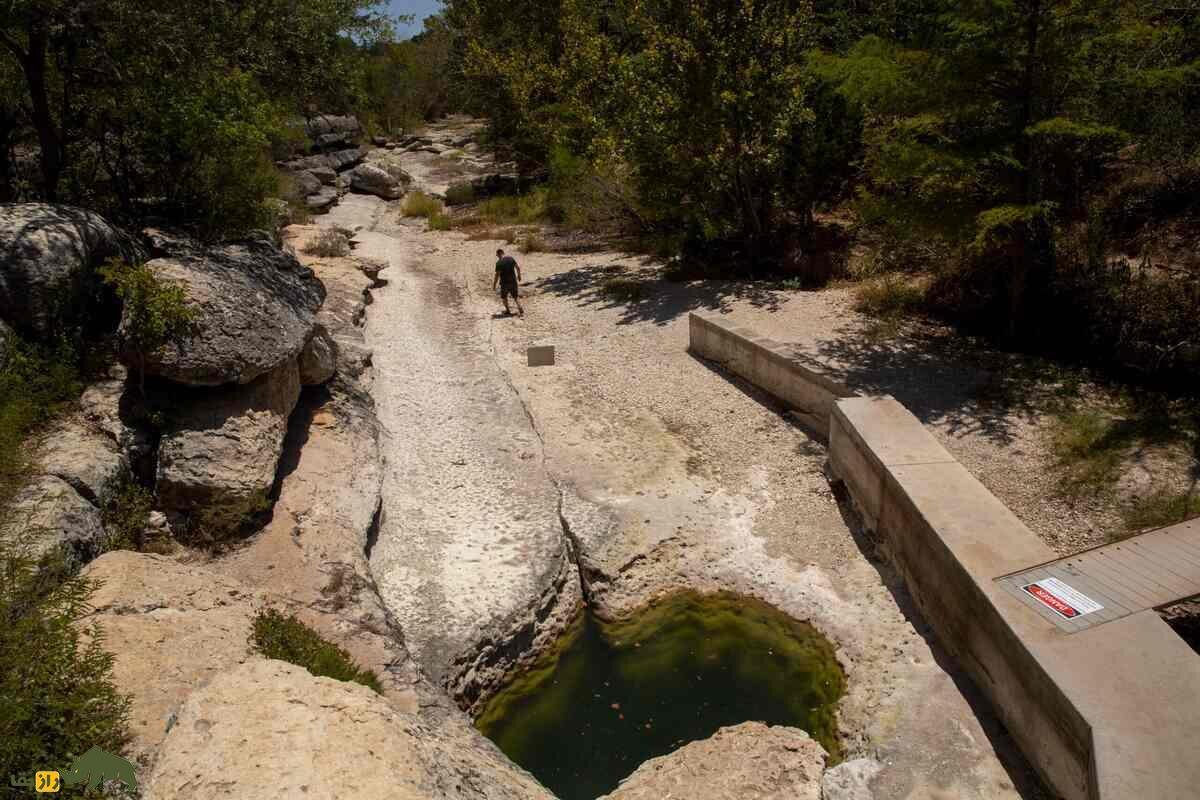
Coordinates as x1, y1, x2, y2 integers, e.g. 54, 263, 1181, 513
333, 197, 580, 711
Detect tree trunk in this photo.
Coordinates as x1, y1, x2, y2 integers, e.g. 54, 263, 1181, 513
1018, 0, 1043, 205
21, 29, 63, 201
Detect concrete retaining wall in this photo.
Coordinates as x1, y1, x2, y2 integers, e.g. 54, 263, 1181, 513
686, 315, 1200, 800
688, 314, 855, 440
831, 397, 1200, 800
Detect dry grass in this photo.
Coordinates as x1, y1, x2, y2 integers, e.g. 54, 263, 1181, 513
401, 191, 443, 219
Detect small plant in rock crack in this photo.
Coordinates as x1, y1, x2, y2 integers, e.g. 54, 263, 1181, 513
302, 228, 351, 258
100, 259, 199, 394
250, 609, 383, 693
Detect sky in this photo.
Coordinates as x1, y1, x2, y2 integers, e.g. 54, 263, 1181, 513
385, 0, 444, 39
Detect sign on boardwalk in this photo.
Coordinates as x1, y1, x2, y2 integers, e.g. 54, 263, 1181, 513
1022, 577, 1104, 620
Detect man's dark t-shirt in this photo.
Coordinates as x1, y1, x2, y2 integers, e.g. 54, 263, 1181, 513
496, 255, 519, 287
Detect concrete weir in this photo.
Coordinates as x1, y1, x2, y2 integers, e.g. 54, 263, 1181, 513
690, 311, 1200, 800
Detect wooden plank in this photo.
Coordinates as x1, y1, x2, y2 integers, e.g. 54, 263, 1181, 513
1103, 544, 1200, 599
1062, 553, 1162, 609
1123, 539, 1200, 585
1088, 547, 1192, 600
1132, 529, 1200, 573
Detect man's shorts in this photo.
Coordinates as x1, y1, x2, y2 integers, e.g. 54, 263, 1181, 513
500, 280, 519, 300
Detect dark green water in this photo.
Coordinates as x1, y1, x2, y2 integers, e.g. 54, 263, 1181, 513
475, 591, 845, 800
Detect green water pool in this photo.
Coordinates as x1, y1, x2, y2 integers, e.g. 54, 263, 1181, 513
475, 591, 844, 800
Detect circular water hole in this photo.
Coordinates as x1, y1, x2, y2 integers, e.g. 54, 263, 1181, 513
475, 590, 845, 800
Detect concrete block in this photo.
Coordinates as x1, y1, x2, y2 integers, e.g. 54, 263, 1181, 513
527, 345, 555, 367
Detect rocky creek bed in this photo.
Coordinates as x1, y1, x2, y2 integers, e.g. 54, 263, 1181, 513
0, 117, 1053, 799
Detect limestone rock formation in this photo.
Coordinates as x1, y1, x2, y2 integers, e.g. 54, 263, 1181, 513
820, 758, 881, 800
291, 169, 323, 197
122, 238, 324, 386
77, 364, 154, 476
281, 225, 375, 382
287, 148, 365, 175
5, 474, 107, 566
299, 324, 337, 385
599, 723, 827, 800
310, 165, 338, 185
155, 359, 301, 536
79, 552, 269, 765
38, 417, 129, 504
307, 187, 339, 210
0, 203, 145, 338
350, 162, 412, 200
145, 659, 555, 800
304, 114, 361, 149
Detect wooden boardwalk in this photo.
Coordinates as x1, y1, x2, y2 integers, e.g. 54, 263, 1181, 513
996, 517, 1200, 633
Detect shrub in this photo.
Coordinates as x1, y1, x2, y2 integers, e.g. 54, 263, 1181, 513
600, 276, 648, 302
428, 211, 454, 231
518, 234, 546, 253
477, 189, 548, 225
99, 260, 199, 393
401, 191, 443, 219
0, 541, 131, 786
250, 609, 383, 693
302, 229, 351, 258
853, 274, 928, 318
1123, 490, 1200, 535
0, 339, 82, 511
101, 481, 156, 553
444, 182, 476, 206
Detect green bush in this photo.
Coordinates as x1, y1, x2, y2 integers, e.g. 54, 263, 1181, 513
0, 541, 131, 789
101, 481, 163, 554
401, 191, 443, 219
444, 182, 476, 206
853, 274, 928, 318
0, 338, 82, 511
1123, 490, 1200, 535
100, 260, 198, 393
600, 276, 648, 302
477, 189, 548, 226
428, 210, 454, 231
250, 609, 383, 694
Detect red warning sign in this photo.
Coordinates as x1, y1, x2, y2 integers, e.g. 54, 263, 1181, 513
1021, 577, 1104, 620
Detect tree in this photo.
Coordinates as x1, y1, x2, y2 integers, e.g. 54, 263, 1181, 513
813, 0, 1170, 337
0, 0, 386, 231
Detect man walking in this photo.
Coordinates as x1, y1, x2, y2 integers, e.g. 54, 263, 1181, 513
493, 248, 524, 317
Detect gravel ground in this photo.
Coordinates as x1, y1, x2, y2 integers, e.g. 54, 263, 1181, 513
380, 224, 1048, 800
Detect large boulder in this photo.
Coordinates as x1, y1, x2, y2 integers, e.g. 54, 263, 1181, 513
304, 114, 361, 150
310, 165, 338, 185
4, 474, 107, 567
290, 169, 323, 198
349, 162, 412, 200
38, 417, 129, 505
599, 723, 826, 800
298, 324, 337, 385
79, 552, 270, 766
145, 658, 555, 800
122, 238, 324, 386
0, 203, 145, 339
155, 359, 301, 537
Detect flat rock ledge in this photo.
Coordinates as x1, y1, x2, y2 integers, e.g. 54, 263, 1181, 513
144, 659, 554, 800
599, 722, 827, 800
